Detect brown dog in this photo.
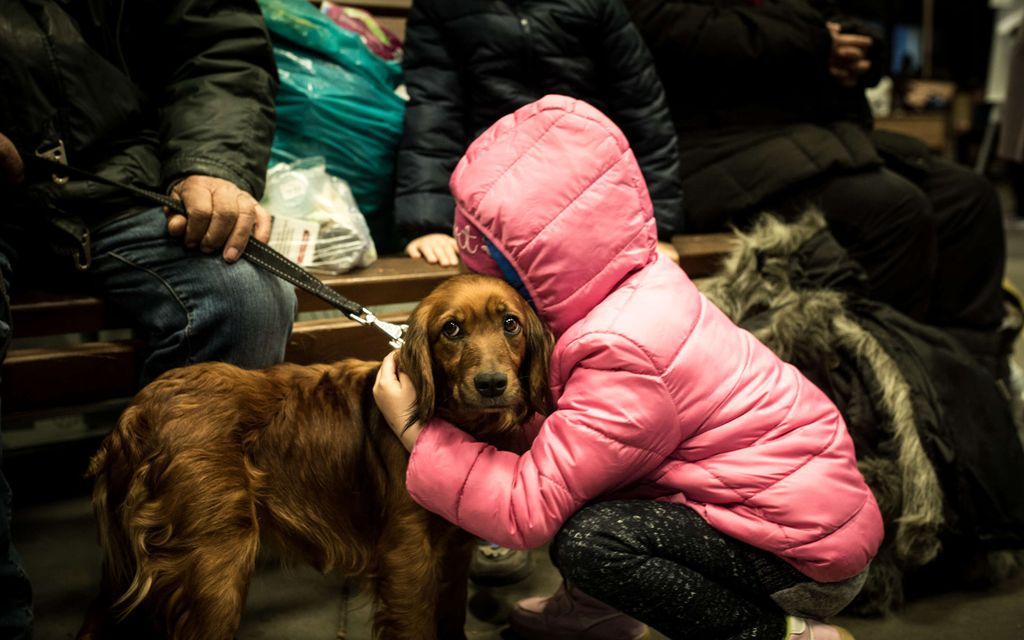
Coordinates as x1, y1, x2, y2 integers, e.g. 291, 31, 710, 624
75, 274, 552, 640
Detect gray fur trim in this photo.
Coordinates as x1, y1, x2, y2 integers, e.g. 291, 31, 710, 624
700, 211, 828, 323
831, 314, 943, 566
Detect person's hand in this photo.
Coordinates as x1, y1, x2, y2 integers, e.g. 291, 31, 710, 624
827, 21, 873, 87
166, 175, 270, 263
656, 240, 680, 264
0, 132, 24, 185
373, 350, 423, 451
406, 233, 459, 267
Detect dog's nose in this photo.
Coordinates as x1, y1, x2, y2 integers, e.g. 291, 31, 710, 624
474, 372, 508, 398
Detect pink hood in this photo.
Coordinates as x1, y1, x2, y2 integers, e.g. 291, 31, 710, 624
451, 96, 656, 336
407, 95, 883, 583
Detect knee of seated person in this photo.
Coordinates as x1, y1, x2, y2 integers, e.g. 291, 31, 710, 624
239, 275, 295, 330
955, 170, 1002, 219
864, 179, 938, 254
201, 266, 296, 359
822, 172, 932, 249
882, 180, 932, 230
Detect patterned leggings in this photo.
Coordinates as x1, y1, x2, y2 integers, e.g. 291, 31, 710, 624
551, 500, 811, 640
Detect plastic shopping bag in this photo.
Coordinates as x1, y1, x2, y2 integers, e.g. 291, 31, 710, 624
262, 157, 377, 274
321, 1, 403, 62
258, 0, 406, 243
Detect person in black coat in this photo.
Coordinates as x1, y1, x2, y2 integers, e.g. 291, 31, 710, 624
0, 3, 296, 637
622, 0, 1009, 363
394, 0, 685, 266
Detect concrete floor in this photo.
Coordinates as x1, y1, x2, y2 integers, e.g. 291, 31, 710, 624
11, 491, 1024, 640
7, 190, 1024, 639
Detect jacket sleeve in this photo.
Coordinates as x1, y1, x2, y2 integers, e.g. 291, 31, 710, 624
141, 0, 278, 198
405, 333, 684, 549
597, 1, 685, 238
623, 0, 833, 86
393, 1, 468, 238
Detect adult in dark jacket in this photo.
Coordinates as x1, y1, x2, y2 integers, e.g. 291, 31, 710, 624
0, 2, 296, 637
394, 0, 685, 266
622, 0, 1007, 350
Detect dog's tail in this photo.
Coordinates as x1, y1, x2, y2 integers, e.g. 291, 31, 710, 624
88, 403, 161, 620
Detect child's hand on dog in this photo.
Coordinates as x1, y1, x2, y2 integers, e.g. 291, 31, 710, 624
374, 350, 424, 451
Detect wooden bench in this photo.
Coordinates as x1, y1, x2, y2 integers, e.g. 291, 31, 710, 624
2, 235, 735, 427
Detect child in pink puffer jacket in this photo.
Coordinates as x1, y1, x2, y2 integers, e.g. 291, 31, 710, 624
375, 95, 882, 640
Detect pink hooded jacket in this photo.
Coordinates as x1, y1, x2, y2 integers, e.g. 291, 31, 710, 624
406, 95, 883, 583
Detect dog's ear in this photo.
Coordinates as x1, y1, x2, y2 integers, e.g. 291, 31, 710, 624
397, 303, 436, 431
521, 306, 554, 416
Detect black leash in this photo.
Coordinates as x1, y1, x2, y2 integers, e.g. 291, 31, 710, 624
31, 141, 406, 347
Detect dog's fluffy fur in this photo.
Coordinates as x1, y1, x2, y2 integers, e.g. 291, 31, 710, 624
76, 274, 553, 640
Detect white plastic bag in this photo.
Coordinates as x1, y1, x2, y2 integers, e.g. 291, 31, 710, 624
262, 157, 377, 274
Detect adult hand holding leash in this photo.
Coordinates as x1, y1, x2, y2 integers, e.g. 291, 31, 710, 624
28, 144, 407, 346
166, 175, 271, 264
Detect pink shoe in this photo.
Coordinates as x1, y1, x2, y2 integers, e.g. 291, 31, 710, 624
786, 616, 856, 640
508, 582, 650, 640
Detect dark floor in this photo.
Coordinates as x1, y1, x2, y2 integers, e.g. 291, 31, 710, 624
6, 186, 1024, 640
11, 492, 1024, 639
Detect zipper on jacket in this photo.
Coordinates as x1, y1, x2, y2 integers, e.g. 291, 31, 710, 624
31, 9, 72, 160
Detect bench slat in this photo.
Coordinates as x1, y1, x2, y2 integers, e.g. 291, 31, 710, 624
10, 256, 454, 337
285, 311, 409, 364
2, 313, 410, 416
675, 233, 736, 277
10, 291, 117, 338
11, 236, 735, 337
2, 342, 142, 416
344, 0, 412, 11
294, 256, 458, 312
4, 234, 736, 420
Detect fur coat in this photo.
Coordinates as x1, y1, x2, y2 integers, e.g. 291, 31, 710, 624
700, 212, 1024, 613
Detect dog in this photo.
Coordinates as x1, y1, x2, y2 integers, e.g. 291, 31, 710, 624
75, 273, 553, 640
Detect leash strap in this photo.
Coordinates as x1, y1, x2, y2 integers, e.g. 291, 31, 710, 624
29, 141, 407, 347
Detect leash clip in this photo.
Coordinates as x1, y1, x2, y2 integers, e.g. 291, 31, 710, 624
351, 308, 407, 349
35, 140, 70, 185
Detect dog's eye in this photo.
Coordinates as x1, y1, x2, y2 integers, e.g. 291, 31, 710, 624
442, 320, 462, 338
503, 316, 522, 335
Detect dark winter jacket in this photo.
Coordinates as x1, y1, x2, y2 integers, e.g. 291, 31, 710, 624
701, 211, 1024, 613
622, 0, 885, 231
0, 0, 278, 253
394, 0, 684, 240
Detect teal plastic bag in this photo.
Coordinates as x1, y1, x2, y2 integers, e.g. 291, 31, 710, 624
258, 0, 405, 244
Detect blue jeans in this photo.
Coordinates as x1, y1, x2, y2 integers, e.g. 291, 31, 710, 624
0, 207, 297, 638
86, 207, 298, 383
